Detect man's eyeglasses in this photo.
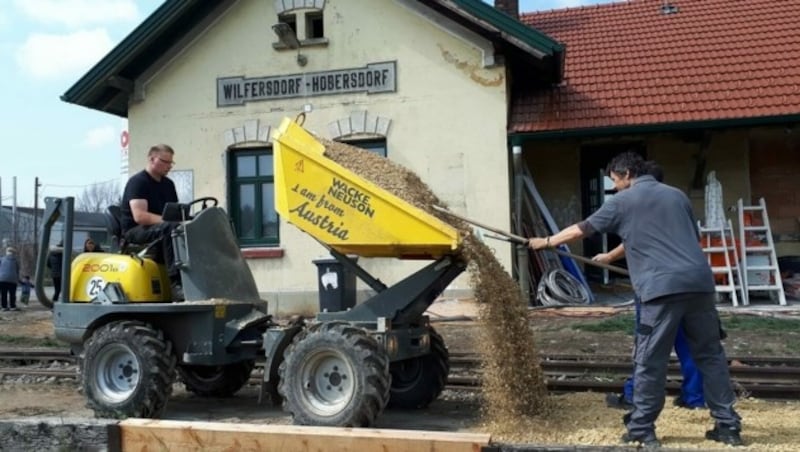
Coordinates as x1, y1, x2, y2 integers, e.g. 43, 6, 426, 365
157, 157, 175, 166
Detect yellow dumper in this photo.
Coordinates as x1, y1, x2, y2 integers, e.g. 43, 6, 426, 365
273, 117, 459, 258
271, 117, 467, 426
35, 116, 466, 430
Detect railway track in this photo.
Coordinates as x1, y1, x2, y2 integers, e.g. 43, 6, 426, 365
1, 348, 799, 399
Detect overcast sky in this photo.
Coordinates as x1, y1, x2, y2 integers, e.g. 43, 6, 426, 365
0, 0, 613, 207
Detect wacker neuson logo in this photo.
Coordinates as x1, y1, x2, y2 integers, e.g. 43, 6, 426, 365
217, 61, 396, 106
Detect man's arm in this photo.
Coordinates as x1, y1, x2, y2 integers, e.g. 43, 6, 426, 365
529, 194, 622, 251
528, 224, 586, 250
593, 243, 625, 264
130, 199, 163, 226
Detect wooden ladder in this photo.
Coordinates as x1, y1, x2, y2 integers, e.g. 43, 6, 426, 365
699, 219, 746, 306
737, 198, 786, 305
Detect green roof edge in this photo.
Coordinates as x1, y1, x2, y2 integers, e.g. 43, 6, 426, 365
509, 114, 800, 144
451, 0, 564, 55
60, 0, 189, 106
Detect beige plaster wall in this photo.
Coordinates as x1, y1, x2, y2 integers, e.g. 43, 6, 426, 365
126, 0, 511, 312
648, 130, 750, 220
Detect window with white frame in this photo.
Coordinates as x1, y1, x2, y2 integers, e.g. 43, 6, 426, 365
228, 149, 279, 246
273, 1, 327, 48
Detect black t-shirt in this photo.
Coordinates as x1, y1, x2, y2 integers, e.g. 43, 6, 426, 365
120, 170, 178, 231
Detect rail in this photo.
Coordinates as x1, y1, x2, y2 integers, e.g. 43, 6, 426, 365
2, 348, 798, 399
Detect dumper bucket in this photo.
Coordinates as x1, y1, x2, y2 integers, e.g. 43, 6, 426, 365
272, 117, 460, 258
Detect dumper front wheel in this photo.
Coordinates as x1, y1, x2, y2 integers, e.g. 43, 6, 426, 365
387, 327, 449, 409
178, 360, 255, 397
82, 320, 176, 419
278, 322, 390, 427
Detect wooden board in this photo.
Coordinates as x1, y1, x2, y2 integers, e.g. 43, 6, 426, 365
117, 418, 491, 452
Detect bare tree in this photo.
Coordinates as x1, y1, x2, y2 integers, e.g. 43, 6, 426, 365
76, 180, 122, 213
0, 212, 37, 277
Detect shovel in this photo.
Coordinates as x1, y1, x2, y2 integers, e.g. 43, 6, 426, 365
431, 205, 630, 276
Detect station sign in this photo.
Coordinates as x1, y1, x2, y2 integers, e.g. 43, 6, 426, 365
217, 61, 396, 106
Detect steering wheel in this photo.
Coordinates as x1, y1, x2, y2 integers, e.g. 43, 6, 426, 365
186, 196, 219, 212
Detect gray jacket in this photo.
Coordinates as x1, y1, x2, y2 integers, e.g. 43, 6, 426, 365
0, 254, 19, 284
585, 175, 714, 302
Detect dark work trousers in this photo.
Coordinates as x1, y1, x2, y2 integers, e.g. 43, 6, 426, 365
623, 297, 704, 407
52, 276, 61, 301
627, 292, 740, 439
0, 282, 17, 309
125, 221, 181, 280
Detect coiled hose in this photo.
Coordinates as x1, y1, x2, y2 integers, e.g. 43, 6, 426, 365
536, 269, 591, 306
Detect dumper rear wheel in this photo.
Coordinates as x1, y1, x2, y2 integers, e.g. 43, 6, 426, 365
387, 327, 449, 409
178, 360, 255, 397
82, 320, 176, 419
278, 322, 390, 427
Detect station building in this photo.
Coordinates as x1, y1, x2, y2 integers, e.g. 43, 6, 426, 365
63, 0, 800, 312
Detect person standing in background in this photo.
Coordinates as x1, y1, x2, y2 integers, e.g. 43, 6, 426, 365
83, 238, 103, 253
47, 241, 64, 302
18, 275, 34, 306
0, 247, 21, 311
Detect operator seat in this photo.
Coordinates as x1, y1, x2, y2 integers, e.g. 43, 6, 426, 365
103, 206, 124, 253
104, 205, 157, 256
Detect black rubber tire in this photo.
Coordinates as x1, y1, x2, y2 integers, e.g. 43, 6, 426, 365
178, 360, 255, 397
387, 327, 449, 409
82, 320, 176, 419
263, 356, 283, 405
278, 321, 390, 427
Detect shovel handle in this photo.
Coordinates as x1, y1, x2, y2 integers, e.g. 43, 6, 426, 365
432, 205, 527, 242
432, 205, 630, 276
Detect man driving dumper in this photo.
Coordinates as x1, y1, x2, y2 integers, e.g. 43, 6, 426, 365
120, 144, 184, 301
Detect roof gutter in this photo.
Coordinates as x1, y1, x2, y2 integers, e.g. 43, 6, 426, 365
509, 114, 800, 145
438, 0, 564, 59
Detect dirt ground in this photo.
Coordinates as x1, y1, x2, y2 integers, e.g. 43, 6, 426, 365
2, 299, 800, 449
8, 295, 799, 356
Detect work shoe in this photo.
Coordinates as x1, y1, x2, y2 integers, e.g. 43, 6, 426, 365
673, 396, 705, 410
621, 432, 661, 449
170, 282, 185, 302
705, 424, 743, 446
623, 410, 632, 426
606, 393, 634, 410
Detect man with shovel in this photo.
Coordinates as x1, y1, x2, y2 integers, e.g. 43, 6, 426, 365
527, 152, 742, 448
596, 161, 706, 412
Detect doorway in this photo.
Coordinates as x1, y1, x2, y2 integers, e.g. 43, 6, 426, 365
580, 143, 645, 283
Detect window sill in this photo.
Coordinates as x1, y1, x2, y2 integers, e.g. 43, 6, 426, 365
241, 247, 284, 259
300, 37, 329, 48
271, 38, 329, 50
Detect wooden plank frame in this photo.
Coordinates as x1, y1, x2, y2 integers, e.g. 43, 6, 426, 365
117, 419, 491, 452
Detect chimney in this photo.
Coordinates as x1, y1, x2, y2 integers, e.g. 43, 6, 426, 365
495, 0, 519, 19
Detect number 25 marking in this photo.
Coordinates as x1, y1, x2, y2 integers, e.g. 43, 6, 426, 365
89, 279, 103, 296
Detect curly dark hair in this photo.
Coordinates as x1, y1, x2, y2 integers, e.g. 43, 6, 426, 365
606, 151, 646, 178
643, 160, 664, 182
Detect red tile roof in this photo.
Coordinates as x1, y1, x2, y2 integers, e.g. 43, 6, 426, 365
512, 0, 800, 133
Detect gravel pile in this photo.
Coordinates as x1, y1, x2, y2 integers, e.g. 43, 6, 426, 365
322, 139, 548, 428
